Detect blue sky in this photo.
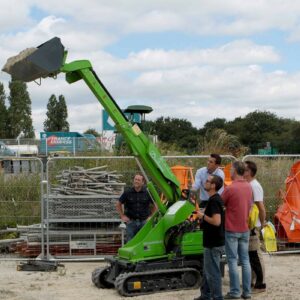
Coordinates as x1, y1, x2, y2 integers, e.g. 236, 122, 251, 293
0, 0, 300, 136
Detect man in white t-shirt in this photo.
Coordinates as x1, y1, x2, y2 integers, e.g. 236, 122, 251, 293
244, 160, 267, 293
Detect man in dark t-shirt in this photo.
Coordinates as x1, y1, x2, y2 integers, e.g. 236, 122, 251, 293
194, 174, 225, 300
116, 173, 156, 241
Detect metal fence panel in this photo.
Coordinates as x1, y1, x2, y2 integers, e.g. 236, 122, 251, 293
44, 156, 141, 259
2, 154, 300, 259
0, 157, 44, 258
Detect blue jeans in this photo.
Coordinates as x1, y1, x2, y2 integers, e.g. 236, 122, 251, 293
126, 219, 146, 241
225, 231, 251, 297
201, 246, 225, 300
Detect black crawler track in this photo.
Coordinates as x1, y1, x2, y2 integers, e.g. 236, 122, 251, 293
114, 267, 201, 296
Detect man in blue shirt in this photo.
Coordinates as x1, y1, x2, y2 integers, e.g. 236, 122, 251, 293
192, 154, 225, 208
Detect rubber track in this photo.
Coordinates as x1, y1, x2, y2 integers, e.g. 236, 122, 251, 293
91, 267, 114, 288
115, 267, 200, 296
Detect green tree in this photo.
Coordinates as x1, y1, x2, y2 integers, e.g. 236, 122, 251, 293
0, 82, 7, 137
57, 95, 69, 131
241, 111, 281, 148
84, 128, 100, 137
226, 117, 245, 138
287, 121, 300, 153
201, 118, 227, 135
140, 119, 155, 134
44, 94, 69, 131
43, 94, 57, 131
7, 80, 34, 138
225, 110, 300, 154
152, 117, 201, 153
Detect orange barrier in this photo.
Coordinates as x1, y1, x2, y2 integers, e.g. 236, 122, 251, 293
161, 165, 194, 203
223, 163, 232, 186
170, 165, 202, 222
171, 165, 194, 191
274, 161, 300, 243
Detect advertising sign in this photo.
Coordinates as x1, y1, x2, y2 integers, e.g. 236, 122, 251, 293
102, 110, 116, 131
46, 135, 73, 146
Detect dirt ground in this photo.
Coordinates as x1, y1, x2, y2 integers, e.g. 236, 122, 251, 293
0, 254, 299, 300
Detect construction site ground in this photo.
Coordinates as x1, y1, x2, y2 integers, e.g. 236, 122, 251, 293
0, 254, 299, 300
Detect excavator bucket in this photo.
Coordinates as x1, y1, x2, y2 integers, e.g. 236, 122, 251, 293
2, 37, 64, 82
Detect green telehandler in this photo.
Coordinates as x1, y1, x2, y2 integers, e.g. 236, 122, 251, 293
2, 37, 204, 296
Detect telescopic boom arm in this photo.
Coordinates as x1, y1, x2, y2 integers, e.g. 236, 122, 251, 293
2, 37, 182, 213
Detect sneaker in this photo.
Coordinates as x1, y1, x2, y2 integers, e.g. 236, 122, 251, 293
224, 293, 240, 299
241, 295, 251, 299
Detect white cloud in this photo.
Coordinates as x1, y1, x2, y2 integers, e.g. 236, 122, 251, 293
0, 1, 33, 31
1, 1, 300, 135
32, 0, 300, 38
2, 38, 299, 133
125, 10, 184, 33
23, 54, 300, 133
130, 64, 300, 126
3, 0, 300, 39
67, 102, 104, 132
122, 40, 279, 71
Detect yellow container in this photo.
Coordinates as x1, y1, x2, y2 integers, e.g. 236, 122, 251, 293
262, 222, 277, 252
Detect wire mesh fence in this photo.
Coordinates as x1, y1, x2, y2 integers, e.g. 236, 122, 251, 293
44, 156, 140, 258
1, 154, 300, 260
0, 157, 44, 258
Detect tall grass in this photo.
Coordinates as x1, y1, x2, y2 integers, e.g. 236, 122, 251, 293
0, 173, 41, 228
0, 155, 298, 229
